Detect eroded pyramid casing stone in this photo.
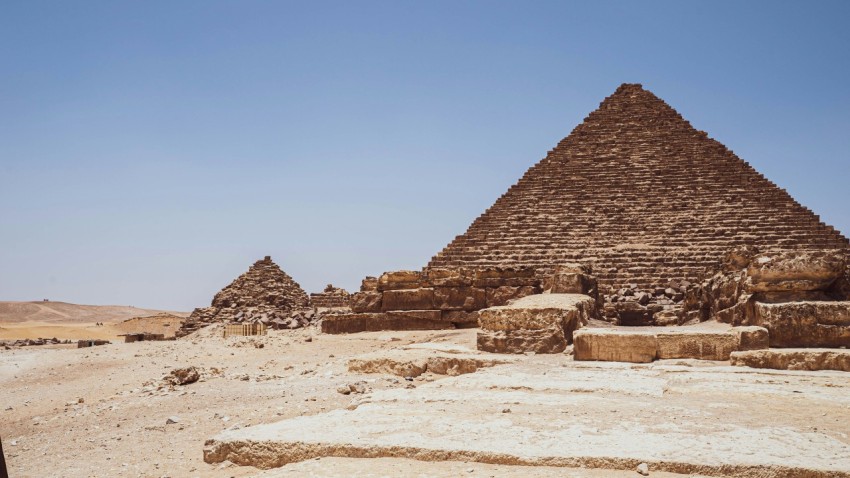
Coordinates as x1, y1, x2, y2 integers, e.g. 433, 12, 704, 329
477, 294, 594, 354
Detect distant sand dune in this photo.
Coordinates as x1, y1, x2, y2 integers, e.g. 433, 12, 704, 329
0, 301, 187, 324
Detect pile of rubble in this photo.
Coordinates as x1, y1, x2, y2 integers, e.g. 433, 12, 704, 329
178, 256, 311, 337
603, 282, 690, 326
1, 337, 71, 349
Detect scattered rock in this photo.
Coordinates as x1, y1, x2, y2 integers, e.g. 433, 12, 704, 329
166, 416, 180, 425
636, 462, 649, 475
165, 367, 200, 386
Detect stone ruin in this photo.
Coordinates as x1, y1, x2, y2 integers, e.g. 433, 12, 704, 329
321, 264, 598, 336
309, 284, 351, 308
177, 256, 311, 337
320, 83, 850, 366
683, 247, 850, 348
427, 83, 848, 324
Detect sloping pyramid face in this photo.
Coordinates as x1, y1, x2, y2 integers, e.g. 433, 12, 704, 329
428, 84, 849, 293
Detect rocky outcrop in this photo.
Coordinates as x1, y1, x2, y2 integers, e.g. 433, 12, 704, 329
179, 256, 310, 337
477, 294, 595, 354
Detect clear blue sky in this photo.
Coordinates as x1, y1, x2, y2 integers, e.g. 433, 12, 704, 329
2, 1, 849, 311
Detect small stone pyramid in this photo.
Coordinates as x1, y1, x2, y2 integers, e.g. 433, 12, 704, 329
428, 83, 849, 293
178, 256, 310, 336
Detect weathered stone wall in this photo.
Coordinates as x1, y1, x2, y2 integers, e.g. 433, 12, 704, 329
322, 265, 597, 334
683, 248, 850, 347
427, 83, 849, 296
310, 284, 351, 308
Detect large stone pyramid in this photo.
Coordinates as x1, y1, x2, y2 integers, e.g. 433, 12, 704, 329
178, 256, 310, 336
428, 84, 849, 294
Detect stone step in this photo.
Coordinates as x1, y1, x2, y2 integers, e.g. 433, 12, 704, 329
731, 348, 850, 372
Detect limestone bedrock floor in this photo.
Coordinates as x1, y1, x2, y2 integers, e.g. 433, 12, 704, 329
1, 327, 848, 478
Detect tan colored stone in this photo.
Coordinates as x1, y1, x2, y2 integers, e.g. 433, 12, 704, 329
360, 276, 378, 292
377, 271, 422, 291
422, 268, 473, 287
472, 267, 538, 288
441, 310, 479, 328
484, 285, 540, 307
381, 288, 435, 311
656, 331, 737, 361
754, 301, 850, 347
349, 292, 382, 313
731, 348, 850, 372
573, 329, 657, 363
433, 287, 485, 311
746, 250, 846, 293
320, 311, 448, 334
734, 326, 770, 351
477, 294, 594, 354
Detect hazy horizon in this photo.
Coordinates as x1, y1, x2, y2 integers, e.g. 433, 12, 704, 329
2, 1, 849, 311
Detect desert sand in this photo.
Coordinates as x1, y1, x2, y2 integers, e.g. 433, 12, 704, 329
2, 324, 849, 477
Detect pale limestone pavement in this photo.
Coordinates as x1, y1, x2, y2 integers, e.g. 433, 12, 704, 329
206, 355, 850, 477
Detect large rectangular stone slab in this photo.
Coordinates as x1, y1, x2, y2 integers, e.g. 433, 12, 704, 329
320, 311, 448, 334
477, 294, 594, 354
573, 329, 657, 363
381, 288, 435, 311
656, 330, 738, 361
754, 301, 850, 347
731, 348, 850, 372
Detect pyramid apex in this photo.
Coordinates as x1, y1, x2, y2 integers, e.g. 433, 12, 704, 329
614, 83, 645, 94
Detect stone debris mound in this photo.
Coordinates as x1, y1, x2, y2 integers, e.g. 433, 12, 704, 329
178, 256, 311, 337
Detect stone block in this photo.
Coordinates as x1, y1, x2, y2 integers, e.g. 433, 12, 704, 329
573, 329, 657, 363
350, 292, 382, 313
472, 267, 539, 288
656, 331, 738, 361
377, 270, 423, 291
485, 285, 540, 307
433, 287, 486, 311
423, 268, 473, 287
753, 301, 850, 347
477, 328, 567, 354
321, 311, 448, 334
441, 310, 479, 328
731, 348, 850, 372
360, 276, 378, 292
746, 250, 845, 293
734, 326, 769, 351
477, 294, 593, 354
381, 288, 435, 311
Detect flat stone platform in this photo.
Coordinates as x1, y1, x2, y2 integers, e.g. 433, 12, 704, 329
732, 348, 850, 372
205, 359, 850, 477
573, 323, 768, 363
348, 342, 517, 377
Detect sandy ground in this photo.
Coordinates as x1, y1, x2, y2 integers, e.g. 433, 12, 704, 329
2, 326, 849, 478
0, 301, 186, 324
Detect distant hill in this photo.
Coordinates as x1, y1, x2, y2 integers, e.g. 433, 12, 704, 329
0, 301, 188, 324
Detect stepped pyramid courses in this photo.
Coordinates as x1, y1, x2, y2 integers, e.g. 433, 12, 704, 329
428, 83, 849, 294
177, 256, 310, 336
